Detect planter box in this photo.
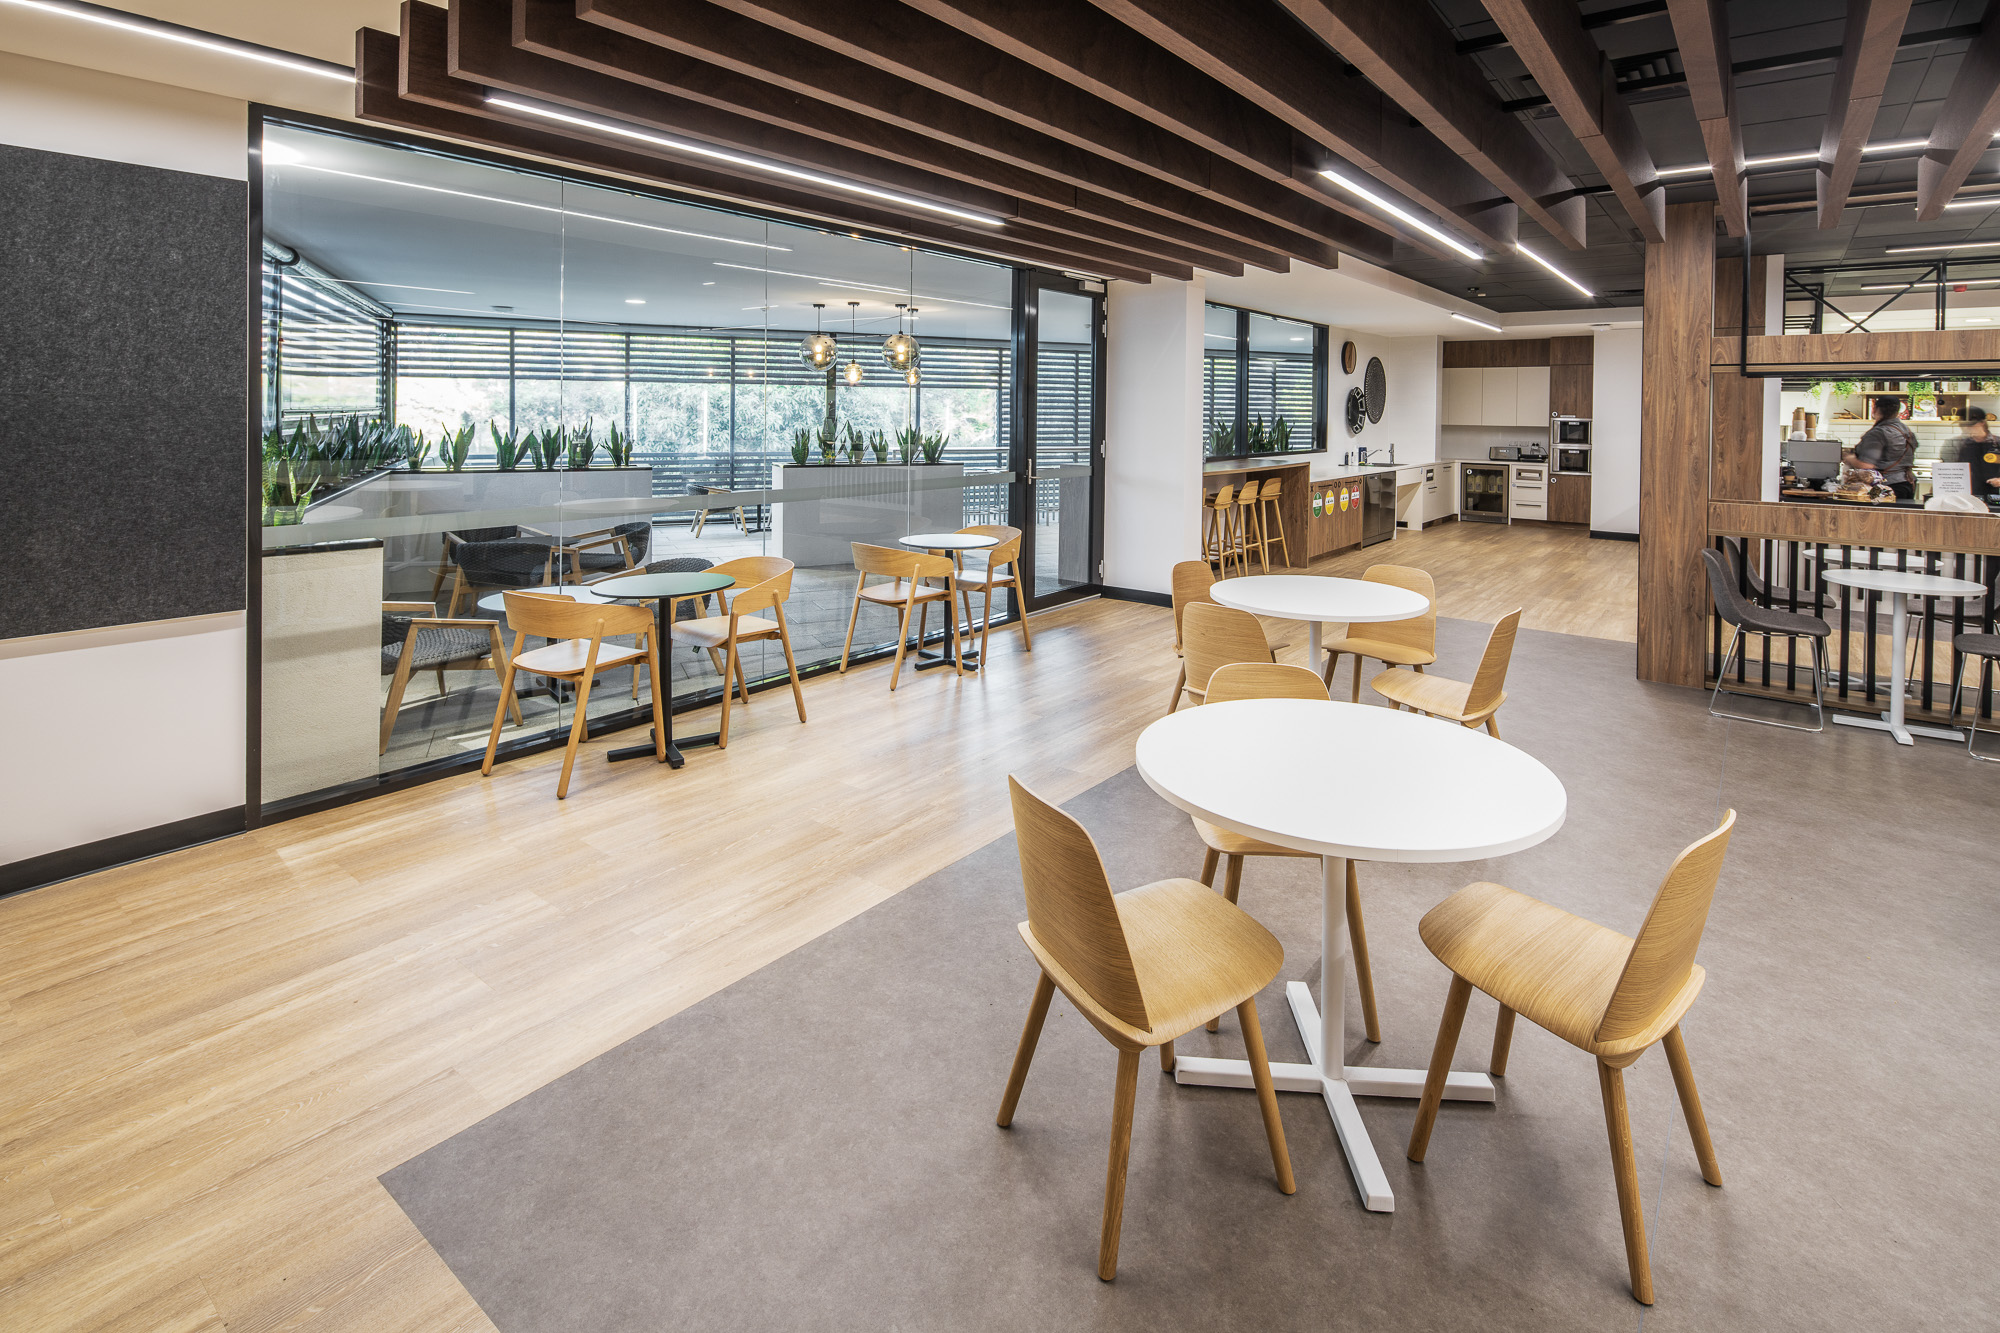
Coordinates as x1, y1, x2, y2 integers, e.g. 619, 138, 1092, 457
261, 541, 384, 803
770, 463, 966, 567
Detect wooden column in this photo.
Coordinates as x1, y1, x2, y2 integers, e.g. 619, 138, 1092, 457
1710, 256, 1768, 501
1638, 202, 1716, 687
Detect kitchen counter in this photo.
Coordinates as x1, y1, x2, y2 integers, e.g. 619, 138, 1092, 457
1202, 452, 1325, 474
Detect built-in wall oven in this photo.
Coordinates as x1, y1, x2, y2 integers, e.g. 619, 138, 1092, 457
1461, 464, 1509, 523
1553, 417, 1591, 447
1556, 446, 1591, 474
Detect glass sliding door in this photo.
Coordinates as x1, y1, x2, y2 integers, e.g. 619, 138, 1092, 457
1017, 276, 1103, 606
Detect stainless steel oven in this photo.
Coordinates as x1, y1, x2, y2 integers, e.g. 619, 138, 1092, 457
1553, 417, 1591, 447
1557, 446, 1591, 474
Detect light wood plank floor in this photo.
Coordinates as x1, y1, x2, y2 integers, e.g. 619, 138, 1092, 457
0, 522, 1636, 1332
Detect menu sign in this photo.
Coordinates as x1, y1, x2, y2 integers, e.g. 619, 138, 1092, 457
1932, 462, 1972, 496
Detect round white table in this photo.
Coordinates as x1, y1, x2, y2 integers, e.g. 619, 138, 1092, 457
1211, 574, 1429, 673
474, 583, 612, 613
897, 533, 997, 671
897, 532, 997, 553
1821, 567, 1987, 745
1136, 699, 1567, 1213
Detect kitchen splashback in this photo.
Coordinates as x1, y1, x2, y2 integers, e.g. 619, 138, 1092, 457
1440, 424, 1548, 461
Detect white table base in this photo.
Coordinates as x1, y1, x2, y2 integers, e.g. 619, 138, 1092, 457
1824, 588, 1968, 745
1171, 855, 1493, 1213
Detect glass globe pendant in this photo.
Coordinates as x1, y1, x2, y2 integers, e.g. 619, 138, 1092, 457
841, 301, 864, 385
882, 302, 921, 372
905, 365, 921, 387
799, 302, 836, 370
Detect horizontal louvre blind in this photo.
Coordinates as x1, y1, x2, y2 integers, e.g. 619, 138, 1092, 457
1246, 352, 1313, 427
1203, 352, 1237, 440
394, 323, 514, 377
1036, 345, 1089, 458
627, 332, 734, 381
275, 273, 382, 378
513, 328, 627, 380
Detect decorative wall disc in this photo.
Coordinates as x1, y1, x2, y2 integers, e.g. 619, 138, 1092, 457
1364, 356, 1387, 422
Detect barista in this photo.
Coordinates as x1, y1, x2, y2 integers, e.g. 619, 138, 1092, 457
1847, 395, 1918, 500
1958, 408, 2000, 497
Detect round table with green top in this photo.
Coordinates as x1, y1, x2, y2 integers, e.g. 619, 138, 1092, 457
591, 569, 737, 767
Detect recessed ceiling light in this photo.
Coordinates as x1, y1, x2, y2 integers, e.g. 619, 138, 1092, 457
1969, 317, 1992, 323
3, 0, 353, 81
1860, 279, 2000, 290
625, 298, 646, 304
1742, 150, 1820, 168
1289, 336, 1306, 341
488, 95, 1005, 227
1450, 312, 1503, 332
1319, 166, 1483, 262
1515, 242, 1594, 297
1864, 139, 1931, 154
1941, 196, 2000, 211
1655, 162, 1713, 177
305, 277, 473, 295
1884, 241, 2000, 253
702, 281, 716, 286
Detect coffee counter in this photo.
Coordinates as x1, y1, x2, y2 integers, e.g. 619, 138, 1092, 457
1204, 460, 1311, 568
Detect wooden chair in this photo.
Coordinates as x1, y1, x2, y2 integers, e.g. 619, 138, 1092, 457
839, 542, 960, 690
949, 524, 1031, 659
442, 534, 579, 617
379, 601, 519, 755
1234, 479, 1268, 574
1257, 475, 1292, 567
1406, 812, 1736, 1305
1322, 565, 1438, 702
996, 776, 1295, 1281
690, 486, 750, 538
673, 556, 807, 749
1370, 609, 1521, 737
1177, 601, 1276, 708
1191, 663, 1383, 1040
481, 592, 665, 799
1166, 560, 1219, 713
1202, 483, 1237, 575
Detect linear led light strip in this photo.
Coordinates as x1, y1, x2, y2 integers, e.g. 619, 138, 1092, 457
274, 162, 789, 251
1449, 312, 1502, 332
1515, 242, 1592, 297
1860, 278, 2000, 289
1656, 136, 1970, 177
1319, 168, 1482, 262
489, 96, 1005, 228
1884, 240, 2000, 253
710, 262, 1010, 311
1, 0, 353, 80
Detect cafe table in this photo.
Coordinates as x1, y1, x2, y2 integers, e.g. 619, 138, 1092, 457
587, 569, 737, 767
1211, 574, 1429, 672
1135, 699, 1566, 1212
1820, 566, 1988, 745
897, 532, 996, 672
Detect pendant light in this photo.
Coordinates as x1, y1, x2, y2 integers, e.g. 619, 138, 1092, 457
842, 301, 864, 385
799, 302, 836, 370
882, 301, 920, 372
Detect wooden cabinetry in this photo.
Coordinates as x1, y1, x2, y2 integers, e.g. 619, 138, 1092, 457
1550, 473, 1591, 524
1309, 479, 1364, 557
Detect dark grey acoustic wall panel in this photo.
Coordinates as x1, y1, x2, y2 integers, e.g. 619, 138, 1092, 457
0, 144, 247, 639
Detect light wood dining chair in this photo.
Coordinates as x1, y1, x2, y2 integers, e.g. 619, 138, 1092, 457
1177, 601, 1276, 709
379, 600, 519, 755
482, 592, 665, 799
1370, 609, 1521, 737
1166, 560, 1220, 713
839, 542, 960, 690
1234, 479, 1268, 573
1322, 565, 1438, 702
1256, 475, 1292, 567
1202, 484, 1236, 574
1406, 812, 1736, 1305
1192, 663, 1381, 1040
997, 776, 1295, 1281
673, 556, 807, 749
950, 524, 1031, 658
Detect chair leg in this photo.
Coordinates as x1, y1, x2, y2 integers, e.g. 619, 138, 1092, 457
717, 641, 737, 750
775, 622, 807, 723
888, 604, 912, 691
1322, 649, 1340, 689
731, 645, 752, 705
480, 659, 519, 777
1345, 859, 1381, 1044
980, 586, 994, 663
1663, 1026, 1723, 1187
1490, 1005, 1516, 1076
1168, 662, 1186, 713
1158, 1038, 1175, 1073
379, 641, 419, 756
1598, 1060, 1655, 1305
487, 629, 523, 727
996, 971, 1055, 1127
1207, 854, 1246, 1032
1351, 656, 1366, 704
1485, 715, 1501, 738
1199, 846, 1219, 887
839, 577, 864, 672
555, 667, 596, 800
1406, 974, 1472, 1162
1237, 997, 1296, 1195
1015, 585, 1033, 650
1098, 1048, 1142, 1282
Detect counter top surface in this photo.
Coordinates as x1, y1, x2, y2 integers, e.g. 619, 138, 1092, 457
1202, 454, 1322, 474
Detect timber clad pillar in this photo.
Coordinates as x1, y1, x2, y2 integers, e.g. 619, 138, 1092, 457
1711, 255, 1769, 501
1638, 202, 1716, 687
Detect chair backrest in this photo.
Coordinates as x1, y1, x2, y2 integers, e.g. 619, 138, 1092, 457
959, 524, 1022, 572
711, 556, 795, 617
1007, 776, 1149, 1031
1260, 476, 1282, 499
851, 542, 950, 583
1237, 479, 1261, 503
1208, 483, 1235, 509
612, 521, 652, 566
1170, 560, 1218, 648
1464, 609, 1523, 717
1181, 601, 1275, 696
458, 539, 556, 581
1206, 662, 1330, 703
1701, 546, 1757, 629
1594, 811, 1736, 1045
500, 591, 650, 641
1361, 564, 1437, 656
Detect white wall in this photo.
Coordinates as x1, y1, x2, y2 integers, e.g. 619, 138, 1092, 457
1313, 330, 1441, 476
1, 54, 251, 868
1592, 329, 1644, 533
1103, 276, 1205, 594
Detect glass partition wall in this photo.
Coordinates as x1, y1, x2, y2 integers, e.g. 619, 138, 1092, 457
254, 116, 1097, 815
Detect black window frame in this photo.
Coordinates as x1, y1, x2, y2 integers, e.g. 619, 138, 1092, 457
1201, 300, 1328, 460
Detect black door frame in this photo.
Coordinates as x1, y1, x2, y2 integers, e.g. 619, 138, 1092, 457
1010, 269, 1107, 611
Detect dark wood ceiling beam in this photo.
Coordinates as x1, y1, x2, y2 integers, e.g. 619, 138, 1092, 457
669, 0, 1386, 263
361, 23, 1172, 284
1663, 0, 1746, 237
578, 0, 1370, 266
1273, 0, 1589, 249
1089, 0, 1518, 253
1816, 0, 1914, 229
892, 0, 1463, 262
1916, 0, 2000, 221
1480, 0, 1664, 244
503, 0, 1260, 274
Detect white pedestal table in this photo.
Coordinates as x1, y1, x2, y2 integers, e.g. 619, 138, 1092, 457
1821, 567, 1987, 745
1211, 574, 1429, 679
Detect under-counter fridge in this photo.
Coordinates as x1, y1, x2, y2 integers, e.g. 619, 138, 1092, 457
1362, 471, 1397, 545
1460, 464, 1509, 523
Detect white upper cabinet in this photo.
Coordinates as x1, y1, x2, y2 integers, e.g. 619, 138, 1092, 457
1514, 366, 1550, 426
1478, 367, 1515, 425
1440, 364, 1553, 427
1441, 367, 1480, 425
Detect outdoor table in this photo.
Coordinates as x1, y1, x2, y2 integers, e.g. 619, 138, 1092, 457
1211, 574, 1429, 673
474, 583, 614, 612
590, 570, 738, 767
1135, 698, 1566, 1212
1820, 566, 1988, 745
898, 532, 997, 672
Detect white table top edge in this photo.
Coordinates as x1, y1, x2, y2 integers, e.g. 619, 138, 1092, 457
1210, 574, 1430, 625
1820, 568, 1987, 597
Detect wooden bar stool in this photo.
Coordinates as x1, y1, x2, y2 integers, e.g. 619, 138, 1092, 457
1257, 476, 1292, 567
1202, 483, 1236, 574
1234, 479, 1268, 573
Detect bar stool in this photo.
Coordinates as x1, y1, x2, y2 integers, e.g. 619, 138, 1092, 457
1234, 479, 1268, 573
1202, 483, 1236, 574
1256, 476, 1291, 567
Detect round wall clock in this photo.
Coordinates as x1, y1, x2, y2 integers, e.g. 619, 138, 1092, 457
1364, 356, 1387, 423
1341, 340, 1358, 375
1345, 385, 1368, 434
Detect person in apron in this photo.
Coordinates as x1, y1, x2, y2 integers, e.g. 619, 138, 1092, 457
1849, 395, 1918, 500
